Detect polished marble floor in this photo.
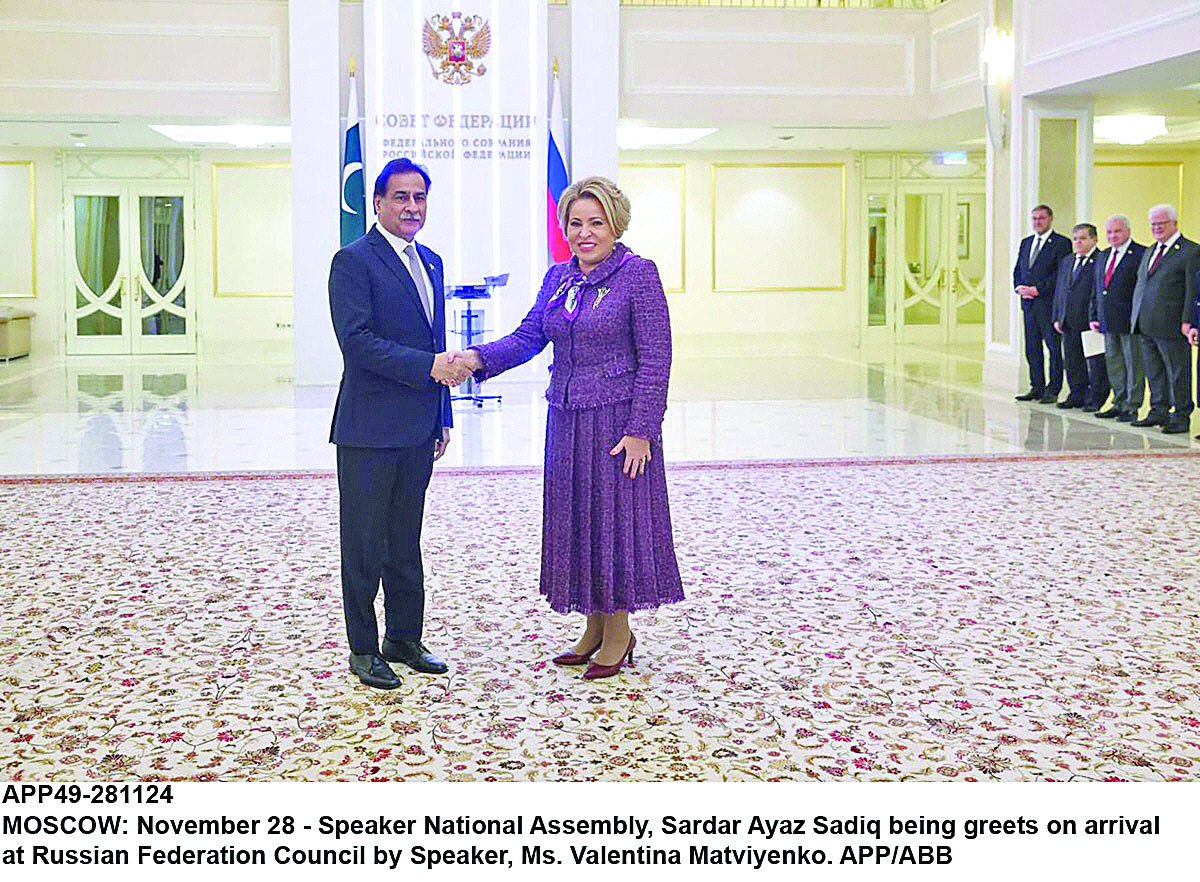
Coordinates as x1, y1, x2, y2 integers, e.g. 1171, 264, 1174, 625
0, 344, 1193, 475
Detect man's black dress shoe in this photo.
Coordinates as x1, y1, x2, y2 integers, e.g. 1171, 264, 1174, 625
1162, 421, 1189, 435
1056, 399, 1085, 409
1015, 390, 1042, 401
381, 639, 448, 675
349, 653, 402, 690
1094, 408, 1120, 419
1116, 411, 1136, 422
1038, 394, 1059, 404
1131, 415, 1167, 427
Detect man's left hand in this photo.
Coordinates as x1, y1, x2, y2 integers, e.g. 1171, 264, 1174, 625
434, 428, 451, 461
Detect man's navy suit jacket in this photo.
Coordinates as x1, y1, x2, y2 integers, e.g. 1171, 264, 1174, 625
328, 225, 452, 448
1089, 241, 1146, 334
1013, 230, 1071, 312
1052, 251, 1099, 332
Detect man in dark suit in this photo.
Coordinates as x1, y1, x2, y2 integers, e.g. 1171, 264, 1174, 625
1089, 214, 1146, 421
1186, 260, 1200, 438
1052, 223, 1102, 409
1013, 204, 1072, 402
328, 158, 470, 689
1129, 203, 1200, 434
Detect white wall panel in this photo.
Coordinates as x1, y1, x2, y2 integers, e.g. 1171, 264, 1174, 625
931, 15, 982, 92
1019, 0, 1200, 96
212, 164, 292, 297
712, 164, 845, 293
0, 163, 35, 298
620, 8, 930, 123
618, 164, 685, 293
625, 32, 914, 97
0, 1, 289, 117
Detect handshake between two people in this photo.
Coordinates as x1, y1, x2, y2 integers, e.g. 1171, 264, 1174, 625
430, 349, 484, 387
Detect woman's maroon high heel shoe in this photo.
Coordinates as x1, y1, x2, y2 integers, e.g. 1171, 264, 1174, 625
582, 634, 636, 680
552, 640, 602, 666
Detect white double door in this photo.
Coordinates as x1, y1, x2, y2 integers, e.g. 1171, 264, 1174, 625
867, 183, 986, 345
65, 183, 195, 355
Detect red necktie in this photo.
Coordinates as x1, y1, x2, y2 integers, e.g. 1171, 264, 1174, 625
1149, 243, 1166, 274
1104, 250, 1117, 287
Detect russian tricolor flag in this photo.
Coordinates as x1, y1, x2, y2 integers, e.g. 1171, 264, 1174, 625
547, 66, 571, 263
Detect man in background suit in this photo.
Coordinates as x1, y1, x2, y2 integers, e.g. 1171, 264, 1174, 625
1013, 204, 1072, 402
1052, 223, 1102, 409
1182, 245, 1200, 438
1089, 214, 1146, 421
328, 158, 470, 689
1129, 203, 1200, 434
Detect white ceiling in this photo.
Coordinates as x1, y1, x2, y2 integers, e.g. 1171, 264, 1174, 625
1038, 50, 1200, 147
0, 117, 290, 151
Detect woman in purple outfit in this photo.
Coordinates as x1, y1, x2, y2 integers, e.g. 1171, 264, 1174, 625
452, 176, 684, 679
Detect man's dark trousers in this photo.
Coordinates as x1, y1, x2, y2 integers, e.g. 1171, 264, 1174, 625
338, 439, 436, 655
1023, 297, 1061, 396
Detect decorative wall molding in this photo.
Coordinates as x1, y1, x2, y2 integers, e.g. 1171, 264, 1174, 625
0, 161, 36, 298
0, 20, 282, 93
618, 162, 687, 294
64, 153, 191, 181
1021, 3, 1200, 68
930, 14, 983, 93
711, 163, 847, 293
211, 162, 293, 298
624, 31, 915, 97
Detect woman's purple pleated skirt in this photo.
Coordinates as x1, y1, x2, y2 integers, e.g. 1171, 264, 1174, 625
539, 400, 684, 615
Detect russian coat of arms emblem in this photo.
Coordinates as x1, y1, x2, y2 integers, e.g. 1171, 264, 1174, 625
423, 12, 491, 86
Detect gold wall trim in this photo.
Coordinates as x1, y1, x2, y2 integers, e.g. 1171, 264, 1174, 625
1093, 160, 1185, 223
0, 160, 37, 298
710, 162, 847, 293
211, 161, 292, 298
618, 161, 687, 294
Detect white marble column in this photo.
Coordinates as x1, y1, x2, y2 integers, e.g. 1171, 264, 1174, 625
983, 1, 1025, 394
289, 0, 343, 386
569, 0, 620, 181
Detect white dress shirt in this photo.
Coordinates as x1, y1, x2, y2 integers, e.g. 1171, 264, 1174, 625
1105, 241, 1130, 276
1148, 231, 1181, 267
1028, 231, 1051, 263
375, 222, 435, 320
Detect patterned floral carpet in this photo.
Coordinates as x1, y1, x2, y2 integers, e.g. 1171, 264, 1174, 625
2, 453, 1199, 782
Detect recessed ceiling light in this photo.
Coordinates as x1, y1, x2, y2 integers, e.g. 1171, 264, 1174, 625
74, 142, 87, 148
150, 124, 291, 148
1094, 114, 1167, 145
616, 126, 716, 150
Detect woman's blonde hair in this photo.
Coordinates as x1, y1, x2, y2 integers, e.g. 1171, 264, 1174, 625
557, 176, 632, 239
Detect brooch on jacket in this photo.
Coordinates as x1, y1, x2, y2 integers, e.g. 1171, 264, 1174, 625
593, 287, 611, 309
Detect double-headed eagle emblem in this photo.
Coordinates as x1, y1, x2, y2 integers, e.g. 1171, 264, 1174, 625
423, 12, 490, 86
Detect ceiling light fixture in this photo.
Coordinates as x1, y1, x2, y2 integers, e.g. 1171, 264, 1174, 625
150, 124, 291, 148
1093, 114, 1167, 145
616, 126, 716, 150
